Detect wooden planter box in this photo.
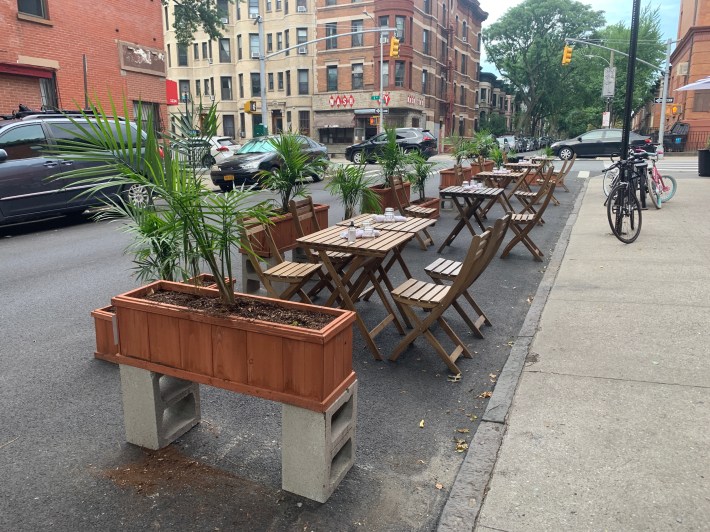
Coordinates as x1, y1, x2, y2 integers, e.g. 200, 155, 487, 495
412, 196, 440, 219
91, 305, 119, 363
365, 181, 412, 213
112, 280, 356, 412
245, 203, 329, 258
470, 160, 495, 176
439, 166, 472, 188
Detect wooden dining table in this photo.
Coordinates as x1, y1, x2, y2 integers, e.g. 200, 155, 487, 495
437, 186, 514, 253
296, 225, 416, 361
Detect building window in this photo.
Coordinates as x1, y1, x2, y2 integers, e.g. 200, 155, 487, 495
481, 87, 487, 102
352, 20, 363, 47
240, 113, 246, 136
297, 0, 307, 10
422, 30, 430, 55
267, 34, 273, 53
462, 21, 467, 40
394, 61, 405, 87
219, 38, 231, 62
459, 117, 465, 136
352, 63, 363, 90
266, 0, 273, 11
237, 35, 243, 59
204, 78, 211, 96
326, 23, 337, 50
285, 30, 290, 55
268, 73, 274, 91
326, 0, 336, 5
196, 80, 202, 96
178, 45, 188, 66
202, 42, 208, 59
248, 0, 259, 18
299, 110, 310, 136
251, 73, 261, 97
284, 0, 289, 14
167, 44, 172, 67
395, 16, 405, 43
277, 33, 283, 51
249, 34, 259, 57
286, 70, 291, 95
276, 0, 282, 9
327, 66, 338, 91
223, 115, 236, 138
217, 0, 229, 22
422, 70, 428, 94
460, 85, 466, 105
278, 72, 284, 90
179, 79, 191, 100
193, 44, 200, 60
298, 70, 309, 94
461, 55, 467, 75
297, 28, 307, 45
382, 61, 389, 88
221, 76, 233, 100
238, 74, 244, 98
18, 0, 47, 18
423, 0, 431, 14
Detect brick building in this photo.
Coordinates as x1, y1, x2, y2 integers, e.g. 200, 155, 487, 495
313, 0, 488, 154
0, 0, 166, 126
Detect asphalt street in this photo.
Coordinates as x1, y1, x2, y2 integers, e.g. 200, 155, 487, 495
0, 159, 596, 530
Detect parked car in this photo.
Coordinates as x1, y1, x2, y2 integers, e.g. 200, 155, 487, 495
551, 128, 653, 160
210, 134, 328, 191
171, 135, 240, 167
496, 136, 516, 152
345, 128, 437, 164
0, 110, 142, 225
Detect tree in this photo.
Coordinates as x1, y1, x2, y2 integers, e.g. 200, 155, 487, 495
163, 0, 233, 46
479, 113, 507, 136
484, 0, 605, 135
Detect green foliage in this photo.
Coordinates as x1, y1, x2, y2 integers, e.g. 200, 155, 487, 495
445, 134, 470, 168
375, 127, 414, 187
479, 114, 507, 137
468, 130, 498, 168
50, 98, 273, 305
257, 132, 328, 213
325, 164, 380, 218
489, 146, 505, 169
408, 154, 435, 202
163, 0, 233, 46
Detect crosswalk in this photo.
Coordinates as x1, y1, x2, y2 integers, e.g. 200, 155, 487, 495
654, 159, 698, 173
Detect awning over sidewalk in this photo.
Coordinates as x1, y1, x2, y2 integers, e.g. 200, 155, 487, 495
313, 111, 354, 129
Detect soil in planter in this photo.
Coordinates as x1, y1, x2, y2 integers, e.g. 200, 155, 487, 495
142, 290, 333, 330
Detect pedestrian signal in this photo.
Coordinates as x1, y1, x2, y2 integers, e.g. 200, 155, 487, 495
244, 100, 257, 113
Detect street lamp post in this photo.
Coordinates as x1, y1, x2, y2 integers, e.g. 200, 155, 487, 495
364, 10, 385, 134
256, 15, 268, 135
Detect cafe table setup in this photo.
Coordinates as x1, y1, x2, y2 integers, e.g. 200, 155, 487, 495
296, 217, 422, 361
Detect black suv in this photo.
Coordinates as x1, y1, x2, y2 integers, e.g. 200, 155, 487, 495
0, 109, 137, 225
345, 128, 437, 164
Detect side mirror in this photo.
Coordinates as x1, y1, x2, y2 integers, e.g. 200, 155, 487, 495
577, 137, 583, 142
0, 149, 7, 162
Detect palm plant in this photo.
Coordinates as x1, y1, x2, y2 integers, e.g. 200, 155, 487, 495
445, 134, 470, 170
468, 130, 498, 170
50, 98, 273, 305
325, 164, 380, 219
375, 127, 413, 187
489, 146, 505, 169
258, 132, 328, 214
408, 154, 435, 202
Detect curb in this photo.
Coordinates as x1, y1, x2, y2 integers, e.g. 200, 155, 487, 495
436, 176, 591, 531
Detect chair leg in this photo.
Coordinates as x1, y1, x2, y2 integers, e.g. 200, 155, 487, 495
436, 316, 473, 360
462, 290, 492, 326
451, 300, 484, 338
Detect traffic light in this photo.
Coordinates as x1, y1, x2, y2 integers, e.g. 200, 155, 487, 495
244, 100, 257, 113
666, 104, 682, 116
390, 37, 400, 58
562, 45, 573, 65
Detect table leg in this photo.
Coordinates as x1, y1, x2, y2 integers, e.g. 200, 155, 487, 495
437, 196, 481, 253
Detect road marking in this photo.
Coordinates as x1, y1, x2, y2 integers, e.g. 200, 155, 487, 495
577, 171, 590, 178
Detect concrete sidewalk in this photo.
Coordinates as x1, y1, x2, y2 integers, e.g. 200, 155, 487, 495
468, 174, 710, 530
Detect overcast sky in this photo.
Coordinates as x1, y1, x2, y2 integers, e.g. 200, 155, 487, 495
478, 0, 681, 73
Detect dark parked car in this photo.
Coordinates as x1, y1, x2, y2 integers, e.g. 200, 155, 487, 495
210, 134, 328, 191
0, 110, 141, 226
551, 128, 652, 160
345, 128, 437, 164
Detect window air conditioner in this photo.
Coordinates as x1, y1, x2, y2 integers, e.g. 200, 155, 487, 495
209, 94, 215, 102
298, 46, 307, 55
207, 57, 213, 64
297, 5, 306, 12
676, 62, 689, 76
240, 130, 246, 138
251, 51, 260, 59
462, 37, 467, 43
220, 17, 228, 23
249, 13, 258, 19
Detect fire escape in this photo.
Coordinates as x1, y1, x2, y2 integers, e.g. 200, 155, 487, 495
442, 23, 455, 136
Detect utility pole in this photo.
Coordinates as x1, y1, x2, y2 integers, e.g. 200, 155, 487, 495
364, 10, 387, 134
657, 38, 673, 158
256, 15, 268, 135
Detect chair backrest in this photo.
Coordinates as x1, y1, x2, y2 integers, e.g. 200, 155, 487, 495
447, 230, 492, 299
526, 166, 555, 205
556, 153, 576, 179
242, 221, 283, 264
288, 196, 321, 263
470, 214, 511, 284
527, 176, 557, 224
390, 175, 411, 214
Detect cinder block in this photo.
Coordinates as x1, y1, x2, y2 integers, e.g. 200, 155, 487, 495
281, 380, 358, 503
119, 365, 201, 450
240, 253, 287, 294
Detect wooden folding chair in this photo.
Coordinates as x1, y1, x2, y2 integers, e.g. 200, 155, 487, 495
500, 179, 557, 262
512, 166, 555, 221
390, 175, 436, 250
424, 215, 511, 338
552, 153, 575, 193
243, 222, 322, 303
289, 196, 353, 298
389, 230, 493, 375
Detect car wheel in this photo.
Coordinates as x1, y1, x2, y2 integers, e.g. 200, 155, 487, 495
219, 183, 233, 193
405, 147, 420, 156
353, 151, 365, 164
202, 155, 216, 167
310, 172, 323, 183
123, 184, 152, 207
558, 147, 574, 160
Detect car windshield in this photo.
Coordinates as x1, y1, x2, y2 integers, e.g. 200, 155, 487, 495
217, 138, 237, 147
237, 139, 276, 154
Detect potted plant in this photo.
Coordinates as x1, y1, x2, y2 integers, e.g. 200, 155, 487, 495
54, 98, 357, 410
365, 127, 413, 212
468, 130, 497, 175
247, 132, 331, 256
699, 137, 710, 177
489, 146, 505, 170
439, 134, 472, 187
407, 154, 440, 218
325, 163, 380, 219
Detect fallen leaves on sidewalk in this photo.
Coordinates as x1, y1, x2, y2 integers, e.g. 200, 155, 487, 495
435, 482, 444, 490
419, 419, 425, 428
478, 391, 492, 398
456, 428, 470, 434
455, 439, 469, 453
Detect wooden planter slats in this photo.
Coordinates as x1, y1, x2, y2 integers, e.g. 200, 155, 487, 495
244, 203, 329, 257
91, 305, 119, 363
367, 181, 412, 213
112, 280, 356, 412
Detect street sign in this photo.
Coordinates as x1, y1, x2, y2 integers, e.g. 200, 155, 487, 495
371, 95, 380, 100
378, 109, 389, 114
602, 67, 616, 98
654, 97, 674, 104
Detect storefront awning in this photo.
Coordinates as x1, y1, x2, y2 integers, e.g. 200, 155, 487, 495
314, 111, 354, 129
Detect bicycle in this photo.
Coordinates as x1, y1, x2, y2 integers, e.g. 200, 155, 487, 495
604, 157, 643, 243
645, 152, 677, 207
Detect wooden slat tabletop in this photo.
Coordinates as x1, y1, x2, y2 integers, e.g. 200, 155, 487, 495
504, 162, 542, 170
336, 214, 436, 233
297, 225, 413, 256
439, 186, 506, 198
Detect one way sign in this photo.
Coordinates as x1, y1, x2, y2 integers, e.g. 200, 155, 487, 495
654, 97, 674, 104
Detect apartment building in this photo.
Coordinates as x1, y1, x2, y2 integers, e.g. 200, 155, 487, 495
163, 0, 317, 139
1, 0, 165, 125
313, 0, 488, 154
